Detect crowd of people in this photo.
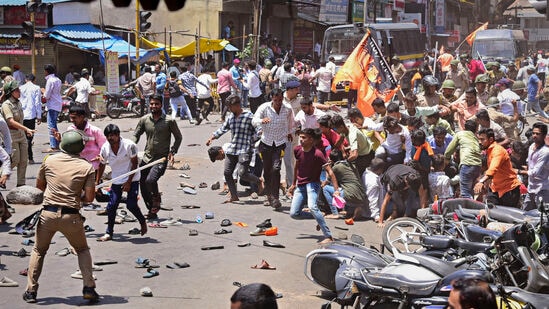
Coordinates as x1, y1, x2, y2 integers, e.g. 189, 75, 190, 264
0, 44, 548, 304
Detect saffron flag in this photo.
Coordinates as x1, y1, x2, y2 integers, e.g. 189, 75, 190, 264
465, 22, 488, 46
332, 30, 398, 117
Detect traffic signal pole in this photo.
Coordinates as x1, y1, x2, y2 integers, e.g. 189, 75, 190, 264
29, 1, 36, 74
135, 0, 140, 77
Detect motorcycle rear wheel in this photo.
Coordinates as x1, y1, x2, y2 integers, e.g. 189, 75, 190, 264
106, 102, 122, 119
382, 217, 428, 254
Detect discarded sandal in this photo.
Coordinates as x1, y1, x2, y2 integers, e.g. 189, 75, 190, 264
263, 240, 285, 248
237, 242, 251, 247
250, 227, 266, 236
70, 270, 97, 280
211, 181, 220, 190
214, 228, 232, 235
143, 268, 159, 278
19, 268, 28, 276
21, 239, 34, 246
199, 182, 208, 188
0, 276, 19, 287
189, 229, 198, 236
180, 162, 191, 170
148, 222, 167, 228
94, 259, 118, 266
201, 245, 224, 250
179, 181, 196, 189
135, 257, 160, 268
182, 187, 197, 195
181, 205, 200, 209
220, 219, 232, 227
234, 221, 248, 227
140, 286, 153, 297
128, 228, 141, 235
256, 219, 272, 228
179, 173, 191, 179
166, 262, 190, 269
84, 225, 95, 232
13, 248, 31, 257
344, 218, 355, 225
251, 259, 276, 270
205, 212, 214, 219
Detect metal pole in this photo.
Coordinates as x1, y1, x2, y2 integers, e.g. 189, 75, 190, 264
363, 0, 367, 23
252, 0, 260, 61
135, 0, 140, 78
30, 0, 36, 75
127, 31, 131, 77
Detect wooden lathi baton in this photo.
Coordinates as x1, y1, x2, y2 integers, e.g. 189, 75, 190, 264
95, 157, 167, 189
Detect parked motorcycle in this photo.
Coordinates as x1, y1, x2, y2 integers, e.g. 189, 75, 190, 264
305, 222, 549, 308
103, 86, 144, 118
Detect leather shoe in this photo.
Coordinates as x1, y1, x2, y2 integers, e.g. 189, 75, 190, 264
263, 240, 285, 248
256, 219, 272, 228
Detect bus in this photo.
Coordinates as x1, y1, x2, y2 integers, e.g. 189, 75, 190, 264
471, 29, 527, 65
321, 22, 426, 97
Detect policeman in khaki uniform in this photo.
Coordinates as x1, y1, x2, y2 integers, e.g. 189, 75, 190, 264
445, 59, 469, 98
23, 131, 99, 304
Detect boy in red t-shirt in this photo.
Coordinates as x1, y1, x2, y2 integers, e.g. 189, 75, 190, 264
288, 128, 333, 244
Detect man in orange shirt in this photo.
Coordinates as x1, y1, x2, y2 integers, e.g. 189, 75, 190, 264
474, 128, 521, 207
437, 49, 454, 81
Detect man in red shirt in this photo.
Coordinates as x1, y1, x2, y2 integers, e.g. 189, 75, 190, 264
466, 56, 485, 84
474, 128, 521, 207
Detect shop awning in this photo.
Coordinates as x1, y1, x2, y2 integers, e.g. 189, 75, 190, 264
44, 24, 164, 64
141, 37, 238, 58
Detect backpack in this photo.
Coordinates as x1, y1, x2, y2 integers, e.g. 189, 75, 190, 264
167, 80, 182, 98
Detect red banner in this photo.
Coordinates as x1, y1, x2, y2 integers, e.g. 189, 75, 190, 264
4, 6, 47, 27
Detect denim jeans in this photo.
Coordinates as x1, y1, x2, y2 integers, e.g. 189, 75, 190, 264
47, 109, 59, 149
105, 182, 145, 236
290, 182, 332, 239
322, 184, 343, 215
170, 96, 192, 120
139, 160, 167, 212
459, 164, 481, 199
224, 153, 260, 199
528, 99, 549, 118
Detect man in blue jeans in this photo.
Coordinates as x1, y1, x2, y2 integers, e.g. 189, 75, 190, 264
41, 64, 62, 152
444, 119, 482, 199
96, 124, 147, 241
288, 128, 333, 245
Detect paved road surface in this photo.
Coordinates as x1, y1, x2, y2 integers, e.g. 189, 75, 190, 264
0, 111, 383, 308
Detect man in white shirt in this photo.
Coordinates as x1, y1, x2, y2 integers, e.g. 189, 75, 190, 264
294, 98, 325, 130
19, 73, 41, 164
362, 158, 385, 222
242, 60, 263, 113
496, 78, 520, 116
67, 70, 92, 118
326, 56, 336, 76
196, 72, 217, 121
310, 62, 333, 104
252, 88, 294, 209
96, 124, 147, 242
374, 116, 413, 167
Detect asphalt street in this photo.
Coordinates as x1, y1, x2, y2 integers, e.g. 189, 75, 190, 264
0, 110, 384, 309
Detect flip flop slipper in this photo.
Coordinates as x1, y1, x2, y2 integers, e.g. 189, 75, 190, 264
55, 248, 71, 256
211, 181, 220, 190
345, 218, 355, 225
335, 226, 349, 230
181, 205, 200, 209
182, 187, 197, 195
148, 223, 168, 228
187, 143, 200, 147
0, 276, 19, 287
179, 173, 191, 179
263, 240, 285, 248
250, 228, 266, 236
237, 242, 251, 247
201, 245, 224, 250
174, 262, 190, 268
94, 259, 118, 266
234, 222, 248, 227
251, 260, 276, 270
179, 182, 196, 189
189, 229, 198, 236
143, 268, 159, 278
84, 225, 95, 232
21, 239, 34, 246
218, 189, 229, 195
19, 268, 28, 276
140, 286, 153, 297
128, 228, 141, 235
160, 206, 174, 211
199, 182, 208, 188
214, 229, 232, 235
220, 219, 232, 227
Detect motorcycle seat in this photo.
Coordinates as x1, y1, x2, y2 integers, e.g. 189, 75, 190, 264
105, 92, 125, 98
441, 198, 485, 214
398, 253, 461, 277
464, 224, 501, 243
364, 272, 439, 296
488, 205, 538, 224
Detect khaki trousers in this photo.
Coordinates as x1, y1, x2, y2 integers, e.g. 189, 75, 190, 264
26, 209, 95, 293
11, 132, 28, 186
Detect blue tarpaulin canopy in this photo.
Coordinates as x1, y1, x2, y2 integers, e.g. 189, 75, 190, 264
44, 24, 164, 64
